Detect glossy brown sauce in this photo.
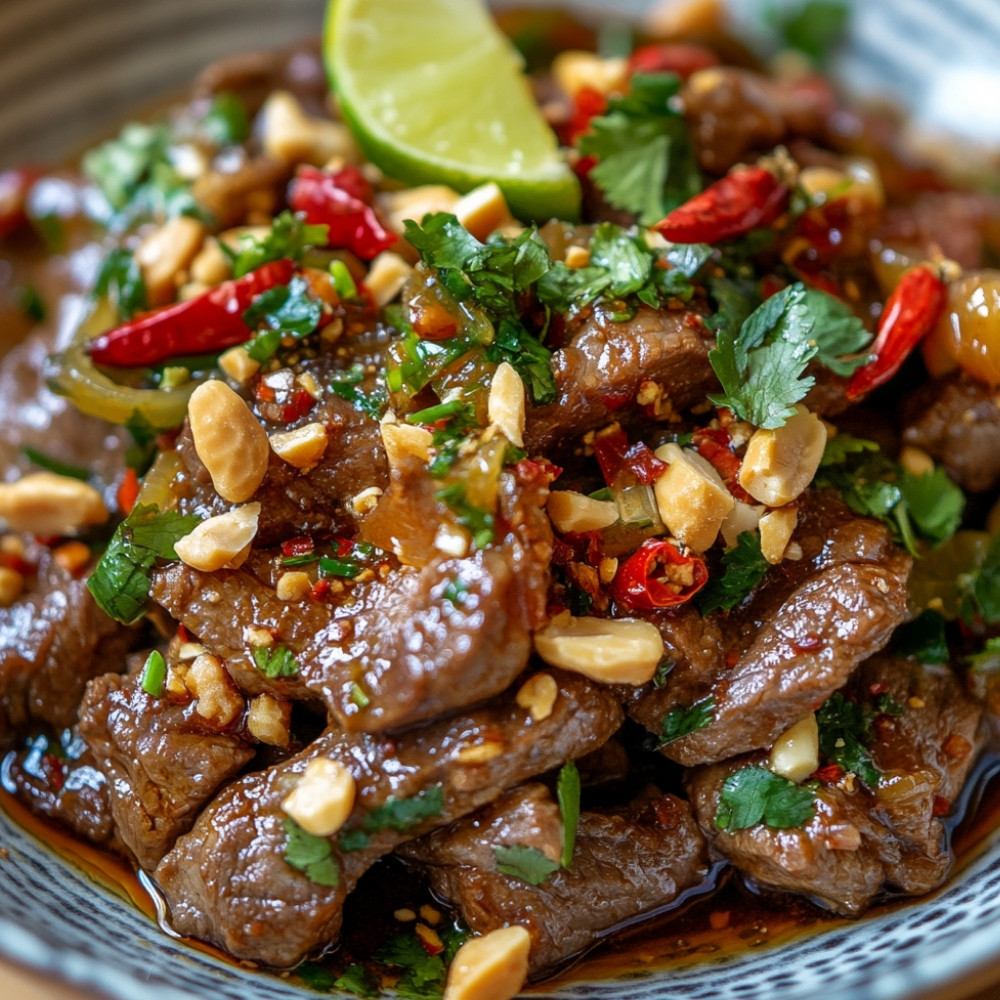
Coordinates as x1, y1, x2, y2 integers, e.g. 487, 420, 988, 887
4, 748, 1000, 992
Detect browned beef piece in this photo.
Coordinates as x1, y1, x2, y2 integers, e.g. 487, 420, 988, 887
0, 543, 138, 751
901, 373, 1000, 493
153, 671, 624, 967
78, 672, 256, 870
153, 464, 552, 732
525, 305, 715, 453
4, 730, 119, 850
686, 660, 983, 915
629, 491, 911, 764
174, 358, 388, 548
401, 784, 709, 974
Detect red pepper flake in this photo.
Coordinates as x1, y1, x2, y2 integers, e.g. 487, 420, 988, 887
289, 165, 396, 261
601, 388, 633, 412
592, 429, 630, 486
724, 650, 740, 669
868, 682, 889, 697
254, 382, 277, 404
281, 536, 315, 558
117, 467, 140, 516
310, 579, 331, 601
812, 763, 846, 785
177, 624, 191, 643
932, 795, 952, 817
277, 388, 316, 424
611, 538, 708, 611
513, 457, 563, 489
624, 441, 667, 485
0, 550, 36, 576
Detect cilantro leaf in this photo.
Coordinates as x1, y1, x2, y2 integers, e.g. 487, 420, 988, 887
243, 275, 324, 362
339, 786, 445, 851
697, 532, 770, 614
252, 645, 299, 679
659, 695, 715, 745
198, 91, 250, 147
800, 288, 871, 375
283, 817, 340, 886
223, 211, 329, 279
87, 504, 201, 624
435, 483, 496, 549
333, 964, 381, 999
715, 765, 816, 831
494, 844, 561, 885
578, 73, 702, 225
898, 468, 966, 548
819, 432, 879, 467
816, 691, 903, 789
960, 533, 1000, 626
557, 760, 581, 868
329, 363, 386, 420
296, 962, 337, 991
93, 247, 147, 321
374, 930, 448, 1000
892, 609, 950, 664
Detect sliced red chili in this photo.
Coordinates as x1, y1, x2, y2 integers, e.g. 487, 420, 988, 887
656, 165, 789, 244
565, 85, 608, 146
116, 467, 140, 516
611, 538, 708, 611
627, 43, 720, 79
289, 165, 396, 261
846, 263, 948, 399
281, 536, 315, 558
87, 259, 295, 367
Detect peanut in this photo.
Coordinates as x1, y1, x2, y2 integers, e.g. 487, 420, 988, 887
188, 380, 270, 502
487, 361, 526, 447
720, 499, 764, 549
218, 345, 260, 383
546, 490, 618, 534
455, 182, 515, 241
366, 252, 414, 309
269, 422, 329, 470
534, 613, 665, 686
552, 50, 628, 98
0, 472, 108, 536
261, 91, 359, 166
515, 673, 559, 722
173, 503, 261, 572
281, 757, 356, 837
653, 443, 734, 552
135, 216, 206, 306
0, 567, 25, 607
769, 713, 820, 783
186, 653, 243, 727
443, 926, 531, 1000
247, 693, 292, 747
739, 405, 827, 507
759, 507, 798, 564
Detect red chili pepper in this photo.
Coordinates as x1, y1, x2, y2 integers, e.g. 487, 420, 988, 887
656, 165, 789, 244
281, 536, 315, 558
116, 467, 140, 516
566, 86, 608, 146
845, 263, 948, 399
0, 166, 41, 240
277, 388, 316, 424
42, 753, 66, 792
627, 43, 720, 79
611, 538, 708, 611
593, 430, 667, 488
289, 165, 396, 261
812, 763, 846, 785
87, 259, 295, 367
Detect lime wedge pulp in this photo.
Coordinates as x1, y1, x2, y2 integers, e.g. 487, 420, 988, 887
324, 0, 581, 223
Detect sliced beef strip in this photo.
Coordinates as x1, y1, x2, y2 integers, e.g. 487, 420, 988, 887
524, 305, 715, 453
901, 373, 1000, 494
78, 672, 256, 871
0, 543, 139, 751
401, 784, 709, 975
3, 730, 119, 850
628, 491, 911, 765
173, 356, 388, 548
153, 670, 624, 967
686, 660, 984, 914
152, 464, 552, 732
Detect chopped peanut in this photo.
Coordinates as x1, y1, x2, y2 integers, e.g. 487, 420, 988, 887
552, 50, 628, 98
276, 571, 313, 602
188, 380, 270, 502
720, 499, 765, 549
455, 182, 515, 241
564, 245, 590, 268
487, 361, 526, 447
455, 740, 504, 764
177, 641, 207, 660
769, 713, 820, 783
434, 523, 471, 558
515, 672, 559, 722
899, 445, 935, 477
739, 405, 827, 507
173, 503, 261, 572
261, 90, 360, 166
269, 422, 330, 470
380, 411, 433, 467
652, 443, 734, 552
247, 693, 292, 747
0, 567, 25, 607
0, 472, 108, 536
366, 252, 414, 308
349, 486, 384, 516
546, 490, 618, 534
218, 345, 260, 383
759, 507, 798, 564
135, 216, 206, 306
281, 757, 356, 837
443, 926, 531, 1000
186, 653, 243, 727
395, 908, 417, 922
534, 613, 665, 685
382, 184, 461, 234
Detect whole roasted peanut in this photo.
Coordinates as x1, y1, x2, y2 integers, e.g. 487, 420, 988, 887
443, 926, 531, 1000
188, 380, 270, 502
173, 503, 261, 572
739, 405, 827, 507
653, 443, 734, 552
769, 713, 819, 783
281, 758, 356, 837
0, 472, 108, 535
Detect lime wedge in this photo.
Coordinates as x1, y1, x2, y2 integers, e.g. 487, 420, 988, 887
324, 0, 581, 223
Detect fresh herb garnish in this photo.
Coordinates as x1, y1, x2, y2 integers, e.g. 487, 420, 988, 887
765, 1, 850, 68
407, 400, 480, 478
816, 691, 903, 789
92, 247, 148, 321
339, 786, 445, 852
967, 637, 1000, 672
652, 658, 674, 688
87, 504, 201, 624
715, 765, 816, 831
494, 844, 561, 885
959, 533, 1000, 626
892, 609, 950, 664
320, 555, 362, 579
333, 964, 381, 999
283, 817, 340, 886
659, 695, 715, 745
223, 210, 329, 279
243, 275, 324, 363
577, 73, 701, 225
15, 284, 46, 322
708, 283, 871, 428
349, 682, 371, 709
434, 483, 495, 549
373, 921, 470, 1000
252, 644, 300, 679
697, 532, 770, 614
557, 759, 581, 868
197, 91, 250, 146
139, 649, 167, 698
442, 578, 470, 607
329, 258, 359, 300
329, 363, 387, 420
20, 446, 90, 482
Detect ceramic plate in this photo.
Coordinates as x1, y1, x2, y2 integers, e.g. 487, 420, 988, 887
2, 1, 1000, 998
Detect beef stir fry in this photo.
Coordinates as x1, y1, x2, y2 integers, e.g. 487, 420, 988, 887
2, 5, 1000, 999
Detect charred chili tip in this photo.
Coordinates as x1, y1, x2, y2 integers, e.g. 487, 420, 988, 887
846, 262, 950, 400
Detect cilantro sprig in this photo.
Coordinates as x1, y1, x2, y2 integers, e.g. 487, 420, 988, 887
708, 282, 871, 428
715, 765, 816, 831
373, 921, 469, 1000
959, 532, 1000, 627
87, 504, 201, 624
283, 817, 340, 886
697, 532, 770, 615
659, 695, 715, 745
816, 691, 903, 789
223, 210, 329, 279
494, 844, 561, 885
243, 275, 325, 363
338, 786, 445, 852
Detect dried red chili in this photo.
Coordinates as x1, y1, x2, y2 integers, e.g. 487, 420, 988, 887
87, 259, 295, 367
656, 165, 789, 244
592, 429, 666, 487
846, 262, 949, 399
611, 538, 708, 610
626, 43, 719, 79
289, 165, 397, 261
